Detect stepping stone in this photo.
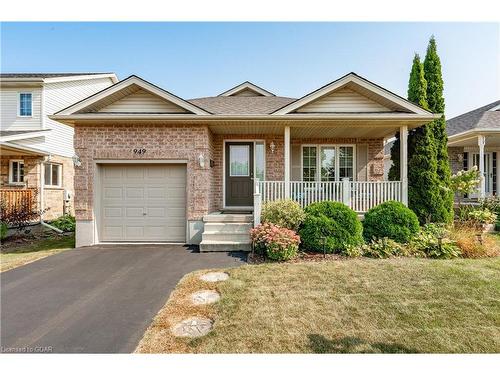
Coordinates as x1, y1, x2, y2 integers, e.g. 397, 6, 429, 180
191, 290, 221, 305
199, 272, 229, 282
171, 317, 213, 338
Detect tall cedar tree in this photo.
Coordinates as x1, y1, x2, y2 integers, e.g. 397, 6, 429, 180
388, 54, 429, 180
423, 36, 454, 223
404, 54, 443, 223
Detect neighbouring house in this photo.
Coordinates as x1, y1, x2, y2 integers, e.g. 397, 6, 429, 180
0, 73, 118, 221
447, 100, 500, 199
50, 73, 438, 250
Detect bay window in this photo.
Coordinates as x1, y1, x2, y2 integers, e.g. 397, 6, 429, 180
302, 145, 355, 181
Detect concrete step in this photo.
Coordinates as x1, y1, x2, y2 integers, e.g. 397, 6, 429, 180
202, 232, 251, 242
200, 240, 252, 252
203, 213, 253, 223
203, 222, 253, 233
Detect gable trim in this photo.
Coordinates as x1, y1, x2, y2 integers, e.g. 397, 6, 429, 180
55, 75, 211, 115
272, 72, 433, 115
218, 81, 275, 97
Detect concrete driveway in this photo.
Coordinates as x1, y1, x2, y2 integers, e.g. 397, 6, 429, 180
1, 245, 246, 353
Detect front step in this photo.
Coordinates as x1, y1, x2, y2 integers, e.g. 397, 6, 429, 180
200, 212, 253, 252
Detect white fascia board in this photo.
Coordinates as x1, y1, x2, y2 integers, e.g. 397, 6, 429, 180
55, 76, 210, 115
448, 128, 500, 144
0, 141, 50, 155
218, 82, 275, 97
272, 73, 433, 116
42, 73, 119, 84
0, 130, 50, 142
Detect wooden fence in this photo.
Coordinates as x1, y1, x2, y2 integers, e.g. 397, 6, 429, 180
0, 189, 34, 216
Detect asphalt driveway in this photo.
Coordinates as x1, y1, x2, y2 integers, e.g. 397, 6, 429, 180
1, 245, 246, 353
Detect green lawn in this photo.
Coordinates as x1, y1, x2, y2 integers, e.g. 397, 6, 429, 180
137, 257, 500, 353
1, 234, 75, 272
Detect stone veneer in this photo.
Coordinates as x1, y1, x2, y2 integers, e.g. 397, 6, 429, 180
0, 154, 74, 220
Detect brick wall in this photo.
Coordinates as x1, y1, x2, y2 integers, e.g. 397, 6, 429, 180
448, 147, 465, 174
74, 124, 212, 222
0, 154, 74, 219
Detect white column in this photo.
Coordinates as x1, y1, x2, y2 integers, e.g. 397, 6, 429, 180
478, 135, 486, 198
284, 126, 291, 198
400, 125, 408, 206
253, 178, 261, 226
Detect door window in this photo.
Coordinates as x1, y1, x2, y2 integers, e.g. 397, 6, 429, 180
229, 145, 250, 176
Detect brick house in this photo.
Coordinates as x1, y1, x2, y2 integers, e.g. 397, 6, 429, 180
0, 73, 117, 220
447, 100, 500, 199
51, 73, 438, 249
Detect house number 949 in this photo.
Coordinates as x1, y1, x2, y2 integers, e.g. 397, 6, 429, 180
133, 148, 146, 155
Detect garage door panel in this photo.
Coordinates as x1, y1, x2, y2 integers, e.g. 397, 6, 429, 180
100, 164, 186, 242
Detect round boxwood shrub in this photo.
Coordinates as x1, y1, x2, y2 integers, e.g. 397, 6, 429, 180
363, 201, 420, 243
261, 199, 305, 231
299, 201, 363, 253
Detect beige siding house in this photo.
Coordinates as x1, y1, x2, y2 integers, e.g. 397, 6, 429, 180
51, 73, 438, 250
0, 73, 118, 220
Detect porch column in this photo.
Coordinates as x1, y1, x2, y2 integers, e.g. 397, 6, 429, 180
284, 126, 291, 198
478, 135, 486, 198
400, 125, 408, 206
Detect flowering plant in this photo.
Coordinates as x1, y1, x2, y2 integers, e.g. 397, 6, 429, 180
450, 166, 481, 206
250, 223, 300, 261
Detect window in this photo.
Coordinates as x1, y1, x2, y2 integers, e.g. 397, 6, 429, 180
19, 93, 33, 117
44, 163, 62, 187
255, 141, 265, 181
229, 145, 250, 176
302, 145, 355, 181
9, 160, 24, 184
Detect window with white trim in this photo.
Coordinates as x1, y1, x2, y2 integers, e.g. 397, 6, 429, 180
9, 160, 25, 184
44, 163, 62, 187
19, 92, 33, 117
302, 145, 355, 181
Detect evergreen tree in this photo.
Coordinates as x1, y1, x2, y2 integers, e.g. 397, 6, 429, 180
423, 36, 454, 223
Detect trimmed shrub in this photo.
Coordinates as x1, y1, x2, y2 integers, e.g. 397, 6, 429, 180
261, 199, 305, 231
250, 223, 300, 261
50, 215, 76, 232
299, 201, 363, 254
1, 222, 7, 240
363, 201, 420, 243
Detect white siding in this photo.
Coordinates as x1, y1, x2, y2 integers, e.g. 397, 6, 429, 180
98, 89, 188, 113
0, 87, 43, 131
296, 88, 390, 113
230, 88, 263, 97
41, 77, 114, 157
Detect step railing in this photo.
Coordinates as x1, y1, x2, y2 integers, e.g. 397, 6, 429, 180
254, 179, 403, 225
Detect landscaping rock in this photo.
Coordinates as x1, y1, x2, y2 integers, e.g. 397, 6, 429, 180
171, 317, 213, 338
191, 290, 221, 305
199, 272, 229, 282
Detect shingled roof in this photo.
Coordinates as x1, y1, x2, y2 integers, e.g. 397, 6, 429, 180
0, 73, 113, 79
447, 100, 500, 137
187, 96, 296, 115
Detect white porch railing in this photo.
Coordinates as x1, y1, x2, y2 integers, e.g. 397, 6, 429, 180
254, 178, 402, 224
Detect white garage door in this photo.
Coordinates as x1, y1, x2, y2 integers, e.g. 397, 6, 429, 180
100, 164, 186, 242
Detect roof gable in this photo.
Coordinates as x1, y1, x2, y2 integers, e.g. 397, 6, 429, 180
56, 75, 210, 115
218, 81, 275, 97
273, 73, 432, 115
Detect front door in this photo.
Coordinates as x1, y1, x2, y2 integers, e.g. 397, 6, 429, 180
472, 152, 493, 196
225, 142, 254, 207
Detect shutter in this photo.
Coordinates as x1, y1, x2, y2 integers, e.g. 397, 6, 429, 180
356, 144, 368, 181
291, 144, 301, 181
493, 152, 497, 195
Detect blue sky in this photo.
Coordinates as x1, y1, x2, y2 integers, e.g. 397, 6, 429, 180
1, 22, 498, 118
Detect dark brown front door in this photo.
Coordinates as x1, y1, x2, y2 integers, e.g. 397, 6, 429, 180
225, 142, 254, 206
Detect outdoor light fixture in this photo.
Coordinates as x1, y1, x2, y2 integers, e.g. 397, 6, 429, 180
269, 141, 276, 154
456, 153, 464, 163
72, 154, 82, 167
198, 153, 205, 168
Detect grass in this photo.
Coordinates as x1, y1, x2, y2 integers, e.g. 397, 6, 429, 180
0, 234, 75, 272
136, 257, 500, 353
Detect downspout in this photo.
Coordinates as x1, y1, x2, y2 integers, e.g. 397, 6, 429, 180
39, 158, 63, 234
